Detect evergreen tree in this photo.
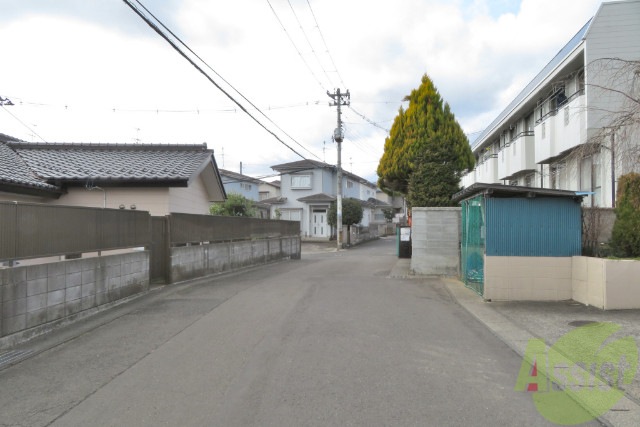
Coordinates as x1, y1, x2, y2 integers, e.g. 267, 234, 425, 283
610, 173, 640, 257
327, 199, 363, 245
377, 74, 474, 206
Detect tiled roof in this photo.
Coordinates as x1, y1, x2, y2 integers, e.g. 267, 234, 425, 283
219, 168, 264, 184
0, 142, 59, 191
366, 197, 391, 207
9, 142, 212, 183
297, 193, 336, 203
271, 159, 330, 172
260, 196, 287, 204
271, 159, 377, 188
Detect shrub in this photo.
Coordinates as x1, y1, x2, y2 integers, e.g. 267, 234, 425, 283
610, 173, 640, 257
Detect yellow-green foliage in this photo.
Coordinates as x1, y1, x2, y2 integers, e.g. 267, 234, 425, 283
377, 74, 474, 205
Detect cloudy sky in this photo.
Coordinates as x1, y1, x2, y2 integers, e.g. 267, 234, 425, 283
0, 0, 605, 182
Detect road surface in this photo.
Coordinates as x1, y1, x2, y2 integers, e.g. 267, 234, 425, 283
0, 238, 596, 426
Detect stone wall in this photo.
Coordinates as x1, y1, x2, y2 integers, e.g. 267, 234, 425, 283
170, 236, 301, 283
410, 207, 461, 276
1, 251, 149, 339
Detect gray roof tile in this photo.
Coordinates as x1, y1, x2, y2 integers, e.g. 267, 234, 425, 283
9, 142, 212, 183
0, 142, 58, 190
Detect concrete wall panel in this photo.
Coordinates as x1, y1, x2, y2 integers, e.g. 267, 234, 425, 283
1, 251, 149, 339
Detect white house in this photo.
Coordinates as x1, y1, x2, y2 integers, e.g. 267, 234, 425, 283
270, 159, 380, 239
461, 0, 640, 208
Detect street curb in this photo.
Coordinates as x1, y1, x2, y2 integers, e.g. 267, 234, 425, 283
444, 278, 640, 427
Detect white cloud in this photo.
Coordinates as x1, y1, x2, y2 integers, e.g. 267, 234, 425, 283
0, 0, 605, 181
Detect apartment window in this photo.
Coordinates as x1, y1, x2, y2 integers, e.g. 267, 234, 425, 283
259, 191, 269, 201
241, 183, 252, 191
346, 181, 354, 189
291, 174, 311, 189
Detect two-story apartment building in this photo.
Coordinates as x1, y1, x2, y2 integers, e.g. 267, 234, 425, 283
461, 0, 640, 207
271, 159, 380, 239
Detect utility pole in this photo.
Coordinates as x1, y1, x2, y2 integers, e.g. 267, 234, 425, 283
328, 88, 350, 250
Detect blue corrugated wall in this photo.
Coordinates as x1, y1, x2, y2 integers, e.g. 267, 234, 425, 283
485, 197, 582, 256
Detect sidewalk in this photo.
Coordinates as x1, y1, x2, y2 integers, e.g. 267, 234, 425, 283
390, 258, 640, 426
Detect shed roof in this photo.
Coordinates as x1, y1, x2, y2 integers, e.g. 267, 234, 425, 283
453, 183, 585, 202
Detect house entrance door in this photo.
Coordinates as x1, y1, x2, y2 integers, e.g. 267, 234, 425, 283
311, 209, 327, 238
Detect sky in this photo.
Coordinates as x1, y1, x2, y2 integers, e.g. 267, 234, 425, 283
0, 0, 606, 183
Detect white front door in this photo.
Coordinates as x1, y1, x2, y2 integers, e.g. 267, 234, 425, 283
311, 210, 327, 237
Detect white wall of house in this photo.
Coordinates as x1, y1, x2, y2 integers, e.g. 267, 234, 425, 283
169, 175, 214, 215
2, 174, 215, 216
49, 187, 170, 215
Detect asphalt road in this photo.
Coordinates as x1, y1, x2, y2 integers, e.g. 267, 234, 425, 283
0, 238, 598, 426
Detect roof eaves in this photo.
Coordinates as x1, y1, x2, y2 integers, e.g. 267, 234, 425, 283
471, 18, 592, 152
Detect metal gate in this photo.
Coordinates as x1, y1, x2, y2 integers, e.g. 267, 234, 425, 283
461, 195, 485, 296
150, 216, 168, 283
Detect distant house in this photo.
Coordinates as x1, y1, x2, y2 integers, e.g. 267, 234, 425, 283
259, 179, 281, 201
0, 135, 226, 215
219, 168, 262, 201
375, 189, 407, 222
270, 159, 380, 239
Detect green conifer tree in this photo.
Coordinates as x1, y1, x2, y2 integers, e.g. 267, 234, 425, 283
377, 74, 474, 206
610, 173, 640, 257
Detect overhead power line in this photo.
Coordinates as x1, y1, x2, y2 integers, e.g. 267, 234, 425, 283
0, 102, 48, 143
348, 106, 391, 133
130, 0, 320, 161
286, 0, 335, 89
266, 0, 328, 93
122, 0, 319, 161
305, 0, 346, 89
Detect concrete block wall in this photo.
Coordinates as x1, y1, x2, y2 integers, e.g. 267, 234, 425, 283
483, 256, 573, 302
410, 207, 461, 276
0, 252, 149, 339
170, 236, 301, 283
572, 257, 640, 310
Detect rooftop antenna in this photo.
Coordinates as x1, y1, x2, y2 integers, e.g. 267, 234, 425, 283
350, 157, 353, 173
134, 128, 141, 144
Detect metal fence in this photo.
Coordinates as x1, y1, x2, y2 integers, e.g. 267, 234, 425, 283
0, 202, 151, 262
169, 213, 300, 245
